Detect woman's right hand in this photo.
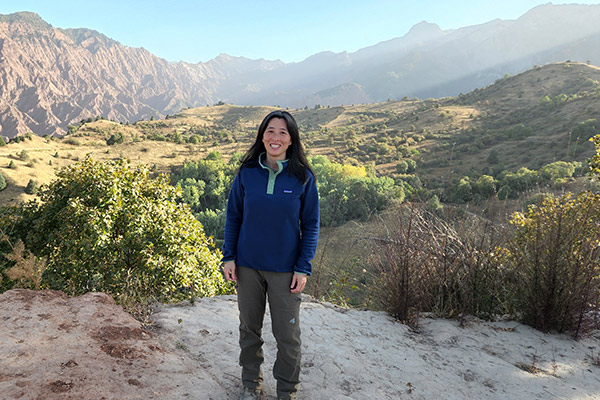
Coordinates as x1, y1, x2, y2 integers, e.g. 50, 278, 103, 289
223, 261, 238, 282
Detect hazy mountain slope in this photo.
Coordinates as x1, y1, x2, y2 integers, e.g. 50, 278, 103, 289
220, 4, 600, 106
1, 4, 600, 139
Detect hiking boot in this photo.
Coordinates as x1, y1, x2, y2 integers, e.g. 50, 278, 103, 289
240, 387, 263, 400
278, 394, 296, 400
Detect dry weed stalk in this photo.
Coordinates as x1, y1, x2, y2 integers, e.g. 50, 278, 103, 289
370, 204, 506, 325
2, 238, 46, 289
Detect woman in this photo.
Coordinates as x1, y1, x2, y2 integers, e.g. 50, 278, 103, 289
222, 110, 320, 400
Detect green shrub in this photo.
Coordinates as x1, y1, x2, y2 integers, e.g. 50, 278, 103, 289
25, 179, 38, 195
498, 167, 538, 195
396, 160, 408, 173
538, 161, 576, 183
18, 150, 30, 161
311, 155, 402, 226
0, 172, 6, 191
65, 138, 81, 146
506, 124, 533, 139
500, 192, 600, 337
10, 158, 232, 304
448, 176, 473, 203
472, 175, 497, 198
405, 159, 417, 173
572, 119, 598, 141
487, 150, 500, 164
0, 136, 6, 146
590, 133, 600, 177
106, 132, 124, 145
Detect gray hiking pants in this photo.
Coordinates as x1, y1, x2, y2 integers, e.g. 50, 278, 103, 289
237, 266, 302, 398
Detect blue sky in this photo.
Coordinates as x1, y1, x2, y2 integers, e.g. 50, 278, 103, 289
1, 1, 599, 63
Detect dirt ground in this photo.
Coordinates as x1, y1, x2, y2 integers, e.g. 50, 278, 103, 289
1, 289, 599, 400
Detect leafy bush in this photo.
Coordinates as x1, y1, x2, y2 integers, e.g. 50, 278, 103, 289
472, 175, 497, 198
448, 176, 473, 203
396, 160, 408, 173
487, 150, 500, 164
0, 172, 6, 191
590, 133, 600, 176
572, 119, 597, 141
106, 132, 124, 145
7, 158, 231, 303
25, 179, 38, 195
496, 167, 538, 199
311, 155, 403, 226
175, 151, 237, 240
506, 124, 533, 140
499, 192, 600, 337
538, 161, 576, 183
18, 150, 30, 161
65, 138, 81, 146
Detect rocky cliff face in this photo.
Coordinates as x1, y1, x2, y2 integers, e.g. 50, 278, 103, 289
0, 12, 280, 138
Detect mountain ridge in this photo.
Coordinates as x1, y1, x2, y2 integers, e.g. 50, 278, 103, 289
1, 4, 599, 139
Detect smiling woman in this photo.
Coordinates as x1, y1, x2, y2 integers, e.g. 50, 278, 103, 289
221, 110, 319, 400
262, 118, 291, 167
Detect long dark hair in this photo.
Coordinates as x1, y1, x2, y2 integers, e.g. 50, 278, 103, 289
239, 110, 314, 183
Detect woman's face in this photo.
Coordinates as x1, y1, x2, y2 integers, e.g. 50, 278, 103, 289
262, 118, 292, 161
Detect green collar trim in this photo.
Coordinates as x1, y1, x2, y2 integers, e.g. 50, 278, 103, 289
259, 153, 288, 195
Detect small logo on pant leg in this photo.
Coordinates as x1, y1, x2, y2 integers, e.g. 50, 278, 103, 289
289, 317, 296, 324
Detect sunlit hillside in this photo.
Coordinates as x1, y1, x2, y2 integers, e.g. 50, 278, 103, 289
1, 62, 599, 206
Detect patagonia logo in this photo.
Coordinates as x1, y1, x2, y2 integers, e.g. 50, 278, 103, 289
283, 189, 293, 194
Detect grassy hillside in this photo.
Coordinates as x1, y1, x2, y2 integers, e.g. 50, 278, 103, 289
1, 62, 599, 206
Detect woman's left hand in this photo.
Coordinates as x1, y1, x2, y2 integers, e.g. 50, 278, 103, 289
290, 273, 307, 293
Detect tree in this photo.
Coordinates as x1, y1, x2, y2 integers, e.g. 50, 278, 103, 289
0, 172, 6, 191
498, 167, 537, 196
310, 155, 402, 226
449, 176, 473, 203
538, 161, 576, 183
13, 157, 231, 303
473, 175, 497, 198
0, 136, 6, 146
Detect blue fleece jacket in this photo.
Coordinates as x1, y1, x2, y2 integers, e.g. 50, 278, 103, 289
222, 155, 320, 275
